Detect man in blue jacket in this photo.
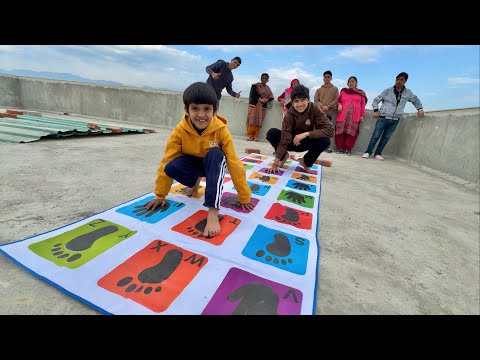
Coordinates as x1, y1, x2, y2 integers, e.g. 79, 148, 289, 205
363, 72, 424, 160
206, 57, 242, 107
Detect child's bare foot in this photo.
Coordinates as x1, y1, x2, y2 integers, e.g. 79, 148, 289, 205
186, 186, 199, 197
204, 208, 221, 238
186, 177, 202, 197
298, 157, 315, 174
278, 152, 289, 168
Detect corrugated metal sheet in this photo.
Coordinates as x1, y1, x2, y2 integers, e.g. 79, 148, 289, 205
0, 113, 152, 143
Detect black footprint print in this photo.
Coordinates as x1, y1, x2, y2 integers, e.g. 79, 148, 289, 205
227, 282, 279, 315
285, 191, 306, 205
133, 202, 171, 217
255, 175, 271, 183
50, 225, 118, 263
117, 249, 183, 294
298, 174, 311, 181
177, 185, 203, 196
222, 195, 240, 207
256, 233, 293, 265
291, 182, 311, 191
187, 215, 225, 239
275, 208, 300, 226
250, 183, 260, 193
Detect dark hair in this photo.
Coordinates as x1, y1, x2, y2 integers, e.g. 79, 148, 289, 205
290, 84, 310, 101
183, 82, 218, 112
261, 73, 269, 79
323, 70, 332, 77
396, 72, 408, 81
348, 76, 358, 83
232, 56, 242, 64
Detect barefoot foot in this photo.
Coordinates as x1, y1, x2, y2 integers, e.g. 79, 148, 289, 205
298, 157, 315, 174
204, 208, 221, 238
186, 177, 202, 197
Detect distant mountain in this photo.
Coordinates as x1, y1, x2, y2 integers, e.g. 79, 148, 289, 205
0, 69, 124, 86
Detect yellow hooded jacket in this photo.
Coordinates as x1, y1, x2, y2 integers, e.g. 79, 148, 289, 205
154, 114, 251, 204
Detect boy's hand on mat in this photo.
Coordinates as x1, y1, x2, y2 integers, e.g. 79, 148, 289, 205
144, 198, 167, 210
266, 165, 279, 174
236, 201, 255, 212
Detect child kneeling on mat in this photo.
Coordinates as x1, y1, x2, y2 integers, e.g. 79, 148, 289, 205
144, 82, 255, 238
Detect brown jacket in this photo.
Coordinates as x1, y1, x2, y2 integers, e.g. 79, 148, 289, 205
275, 102, 334, 159
314, 83, 339, 116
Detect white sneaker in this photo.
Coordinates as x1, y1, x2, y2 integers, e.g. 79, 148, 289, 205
362, 153, 370, 159
374, 155, 384, 161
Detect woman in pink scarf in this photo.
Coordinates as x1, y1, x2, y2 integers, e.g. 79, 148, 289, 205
335, 76, 367, 156
277, 78, 300, 116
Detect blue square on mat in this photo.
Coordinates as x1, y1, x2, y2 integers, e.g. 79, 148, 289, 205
116, 196, 185, 223
285, 179, 317, 194
242, 224, 309, 275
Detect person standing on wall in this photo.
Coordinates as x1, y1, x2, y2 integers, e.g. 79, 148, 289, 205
205, 57, 242, 109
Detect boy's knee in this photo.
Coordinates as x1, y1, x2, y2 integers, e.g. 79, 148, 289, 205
164, 162, 176, 178
266, 128, 278, 140
320, 137, 330, 146
206, 146, 225, 160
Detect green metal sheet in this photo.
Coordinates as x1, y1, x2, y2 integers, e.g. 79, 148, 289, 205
0, 114, 148, 143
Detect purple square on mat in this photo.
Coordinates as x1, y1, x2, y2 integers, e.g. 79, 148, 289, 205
259, 167, 285, 176
202, 267, 303, 315
294, 166, 318, 175
220, 192, 260, 213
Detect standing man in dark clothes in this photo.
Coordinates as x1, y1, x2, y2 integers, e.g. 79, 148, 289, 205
205, 57, 242, 108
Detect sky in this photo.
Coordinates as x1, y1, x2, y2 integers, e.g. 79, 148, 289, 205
0, 45, 479, 112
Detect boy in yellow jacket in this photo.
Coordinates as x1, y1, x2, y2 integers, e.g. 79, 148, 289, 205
144, 82, 255, 238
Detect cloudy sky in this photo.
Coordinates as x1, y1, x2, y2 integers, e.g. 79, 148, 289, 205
0, 45, 478, 111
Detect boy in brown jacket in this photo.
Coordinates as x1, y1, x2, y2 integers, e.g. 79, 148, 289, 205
266, 85, 334, 174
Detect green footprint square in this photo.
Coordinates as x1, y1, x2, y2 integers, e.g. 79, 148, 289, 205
28, 219, 137, 269
277, 190, 314, 209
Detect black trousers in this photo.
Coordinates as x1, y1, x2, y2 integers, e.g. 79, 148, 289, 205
266, 128, 330, 167
164, 147, 227, 209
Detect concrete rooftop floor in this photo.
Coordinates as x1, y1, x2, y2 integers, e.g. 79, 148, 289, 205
0, 113, 479, 315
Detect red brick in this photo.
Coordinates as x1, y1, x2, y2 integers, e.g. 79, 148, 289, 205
87, 123, 101, 130
314, 159, 332, 167
0, 113, 17, 118
107, 126, 122, 133
6, 110, 23, 115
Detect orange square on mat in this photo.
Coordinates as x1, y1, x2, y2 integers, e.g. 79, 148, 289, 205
97, 240, 208, 313
291, 173, 317, 184
249, 172, 279, 185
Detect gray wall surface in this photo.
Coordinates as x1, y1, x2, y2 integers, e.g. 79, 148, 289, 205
0, 74, 21, 108
1, 74, 478, 184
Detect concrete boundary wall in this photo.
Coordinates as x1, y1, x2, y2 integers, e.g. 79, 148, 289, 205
1, 74, 478, 185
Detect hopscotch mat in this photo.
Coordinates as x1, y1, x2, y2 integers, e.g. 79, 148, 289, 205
0, 154, 323, 315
